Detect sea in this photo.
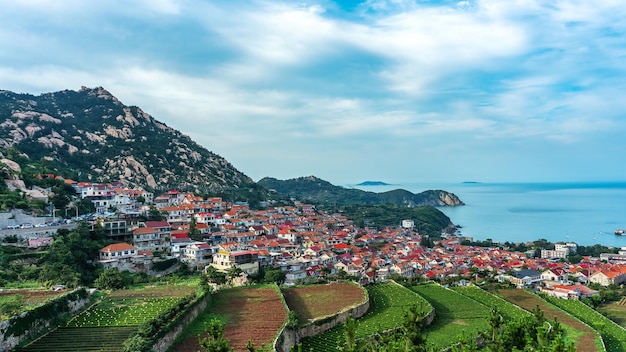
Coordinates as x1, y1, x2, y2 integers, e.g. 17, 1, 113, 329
349, 181, 626, 248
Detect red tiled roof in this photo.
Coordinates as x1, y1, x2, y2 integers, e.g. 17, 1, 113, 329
101, 243, 135, 253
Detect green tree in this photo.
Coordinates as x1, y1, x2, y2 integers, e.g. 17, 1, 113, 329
94, 268, 125, 290
121, 334, 151, 352
205, 265, 227, 286
147, 205, 165, 221
189, 216, 202, 241
263, 268, 286, 285
199, 319, 232, 352
227, 266, 243, 285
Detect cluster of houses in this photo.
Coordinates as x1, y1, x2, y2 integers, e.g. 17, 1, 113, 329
26, 179, 626, 300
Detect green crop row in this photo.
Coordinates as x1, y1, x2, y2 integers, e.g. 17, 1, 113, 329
20, 326, 136, 352
543, 295, 626, 352
453, 285, 531, 320
412, 283, 490, 350
66, 297, 181, 327
300, 282, 430, 351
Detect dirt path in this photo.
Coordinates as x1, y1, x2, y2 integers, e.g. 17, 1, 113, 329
497, 289, 599, 352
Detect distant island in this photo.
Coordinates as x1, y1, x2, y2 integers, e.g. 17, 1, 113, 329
462, 181, 480, 184
357, 181, 390, 186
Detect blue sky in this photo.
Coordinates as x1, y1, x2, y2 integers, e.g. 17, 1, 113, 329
1, 0, 625, 185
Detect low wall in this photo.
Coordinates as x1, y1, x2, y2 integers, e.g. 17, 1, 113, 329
150, 293, 212, 352
0, 288, 89, 351
275, 289, 370, 352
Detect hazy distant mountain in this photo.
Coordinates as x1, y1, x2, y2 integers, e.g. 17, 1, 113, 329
0, 86, 253, 192
357, 181, 390, 186
258, 176, 464, 207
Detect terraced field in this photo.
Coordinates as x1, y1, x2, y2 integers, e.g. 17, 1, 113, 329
282, 282, 366, 323
20, 285, 197, 352
299, 282, 431, 351
497, 288, 602, 352
412, 283, 489, 350
19, 326, 136, 352
453, 285, 531, 320
173, 286, 288, 352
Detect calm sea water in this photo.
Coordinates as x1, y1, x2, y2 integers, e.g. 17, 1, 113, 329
350, 181, 626, 247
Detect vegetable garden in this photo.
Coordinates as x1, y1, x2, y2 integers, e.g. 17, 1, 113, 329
19, 326, 136, 352
299, 282, 431, 351
20, 285, 197, 352
66, 297, 182, 327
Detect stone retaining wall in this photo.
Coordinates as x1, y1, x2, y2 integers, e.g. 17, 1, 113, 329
275, 293, 370, 352
150, 294, 211, 352
0, 288, 89, 351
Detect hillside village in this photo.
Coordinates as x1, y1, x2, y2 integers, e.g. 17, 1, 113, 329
6, 176, 626, 300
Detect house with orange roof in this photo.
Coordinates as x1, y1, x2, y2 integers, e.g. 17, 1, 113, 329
99, 243, 138, 270
590, 266, 626, 286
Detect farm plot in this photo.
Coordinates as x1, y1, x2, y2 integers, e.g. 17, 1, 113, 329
173, 286, 288, 352
282, 282, 366, 323
453, 285, 531, 320
300, 282, 431, 351
19, 326, 136, 352
544, 296, 624, 352
412, 283, 489, 350
0, 290, 67, 320
66, 297, 182, 327
497, 288, 602, 352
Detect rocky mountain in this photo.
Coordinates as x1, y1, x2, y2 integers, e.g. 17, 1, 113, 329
257, 176, 464, 207
0, 87, 253, 192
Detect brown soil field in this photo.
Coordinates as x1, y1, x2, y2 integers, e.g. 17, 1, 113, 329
282, 282, 367, 322
497, 289, 600, 352
173, 287, 287, 352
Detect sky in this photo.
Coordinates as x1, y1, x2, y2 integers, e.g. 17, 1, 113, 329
1, 0, 625, 185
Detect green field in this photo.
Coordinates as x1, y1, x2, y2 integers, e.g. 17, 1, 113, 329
300, 282, 431, 351
20, 285, 196, 352
19, 326, 137, 352
412, 283, 490, 350
66, 297, 182, 327
453, 285, 531, 321
544, 295, 626, 352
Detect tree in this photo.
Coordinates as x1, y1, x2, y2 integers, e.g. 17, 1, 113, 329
147, 205, 165, 221
342, 316, 358, 352
205, 265, 227, 286
189, 216, 202, 241
286, 311, 299, 330
94, 269, 125, 290
263, 268, 286, 285
227, 266, 243, 285
121, 334, 150, 352
488, 307, 504, 343
199, 319, 232, 352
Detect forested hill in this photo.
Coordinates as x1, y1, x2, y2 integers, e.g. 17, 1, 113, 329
257, 176, 464, 207
0, 87, 253, 192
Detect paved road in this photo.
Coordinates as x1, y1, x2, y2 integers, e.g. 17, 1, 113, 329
0, 223, 77, 238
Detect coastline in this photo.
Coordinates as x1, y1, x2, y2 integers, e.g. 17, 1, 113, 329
349, 181, 626, 247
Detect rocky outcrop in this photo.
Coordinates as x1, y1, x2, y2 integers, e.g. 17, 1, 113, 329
0, 87, 253, 192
